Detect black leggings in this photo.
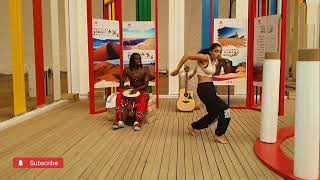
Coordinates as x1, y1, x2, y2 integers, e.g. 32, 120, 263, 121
191, 82, 231, 136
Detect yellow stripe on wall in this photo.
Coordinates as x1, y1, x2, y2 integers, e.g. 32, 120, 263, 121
9, 0, 26, 115
112, 2, 115, 20
108, 4, 112, 19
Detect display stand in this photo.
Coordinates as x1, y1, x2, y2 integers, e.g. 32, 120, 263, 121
208, 0, 286, 113
87, 0, 159, 114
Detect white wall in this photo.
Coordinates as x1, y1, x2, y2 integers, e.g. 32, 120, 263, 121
22, 0, 37, 97
0, 0, 37, 96
92, 0, 103, 19
158, 0, 169, 72
122, 0, 136, 21
22, 0, 36, 67
0, 0, 12, 74
59, 0, 68, 73
42, 0, 53, 71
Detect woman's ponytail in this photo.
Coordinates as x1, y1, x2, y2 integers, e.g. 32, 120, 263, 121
198, 48, 210, 54
198, 43, 222, 54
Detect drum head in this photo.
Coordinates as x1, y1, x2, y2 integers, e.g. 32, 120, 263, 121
123, 89, 140, 98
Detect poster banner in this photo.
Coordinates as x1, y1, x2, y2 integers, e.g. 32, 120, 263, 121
254, 15, 281, 86
123, 21, 156, 86
213, 19, 248, 85
92, 19, 121, 88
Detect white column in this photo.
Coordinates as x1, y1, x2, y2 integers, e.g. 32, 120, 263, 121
277, 0, 282, 14
26, 65, 37, 97
68, 0, 80, 94
236, 0, 248, 19
68, 0, 89, 98
168, 0, 184, 95
50, 0, 61, 101
260, 52, 280, 143
306, 0, 320, 48
77, 0, 89, 98
235, 0, 248, 95
294, 49, 319, 180
64, 0, 72, 93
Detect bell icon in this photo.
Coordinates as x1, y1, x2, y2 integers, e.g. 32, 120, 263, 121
18, 160, 23, 166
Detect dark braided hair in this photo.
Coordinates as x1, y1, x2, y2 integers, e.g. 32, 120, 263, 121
129, 53, 142, 70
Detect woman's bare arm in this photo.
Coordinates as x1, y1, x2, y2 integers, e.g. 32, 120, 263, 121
170, 53, 207, 76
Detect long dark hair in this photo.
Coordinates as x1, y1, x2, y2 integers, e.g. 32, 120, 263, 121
198, 43, 222, 54
129, 53, 142, 70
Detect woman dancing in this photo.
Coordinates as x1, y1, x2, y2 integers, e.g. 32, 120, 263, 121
170, 43, 231, 144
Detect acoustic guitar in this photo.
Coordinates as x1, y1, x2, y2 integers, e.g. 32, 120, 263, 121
177, 66, 196, 112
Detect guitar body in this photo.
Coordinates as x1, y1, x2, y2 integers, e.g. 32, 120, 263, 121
177, 88, 196, 112
177, 66, 196, 112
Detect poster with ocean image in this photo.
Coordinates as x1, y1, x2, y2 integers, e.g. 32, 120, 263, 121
213, 19, 248, 85
123, 21, 156, 85
92, 19, 121, 88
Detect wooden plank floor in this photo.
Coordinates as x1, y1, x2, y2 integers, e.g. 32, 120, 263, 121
0, 98, 299, 180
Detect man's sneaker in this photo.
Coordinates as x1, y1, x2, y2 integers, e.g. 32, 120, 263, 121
112, 121, 124, 129
133, 121, 142, 131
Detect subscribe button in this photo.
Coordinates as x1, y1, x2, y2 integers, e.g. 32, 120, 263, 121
13, 158, 64, 168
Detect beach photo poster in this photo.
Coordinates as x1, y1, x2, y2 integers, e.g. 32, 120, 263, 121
213, 19, 248, 85
123, 21, 156, 85
92, 19, 121, 88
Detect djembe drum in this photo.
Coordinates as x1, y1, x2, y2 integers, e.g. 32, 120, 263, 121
122, 89, 140, 125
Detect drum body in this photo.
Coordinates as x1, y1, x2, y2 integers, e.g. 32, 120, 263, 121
122, 89, 140, 125
122, 96, 137, 117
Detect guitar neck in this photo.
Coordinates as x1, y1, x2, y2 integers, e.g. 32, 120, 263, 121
185, 72, 188, 93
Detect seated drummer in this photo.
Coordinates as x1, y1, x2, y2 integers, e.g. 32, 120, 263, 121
112, 53, 150, 131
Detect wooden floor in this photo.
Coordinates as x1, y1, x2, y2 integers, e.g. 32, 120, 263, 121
0, 98, 298, 180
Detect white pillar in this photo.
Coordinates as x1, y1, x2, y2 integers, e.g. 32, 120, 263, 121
68, 0, 80, 94
26, 65, 37, 97
306, 0, 320, 48
277, 0, 282, 15
294, 49, 319, 180
68, 0, 89, 98
77, 0, 89, 98
64, 0, 71, 93
260, 52, 280, 143
236, 0, 248, 19
168, 0, 184, 95
235, 0, 248, 95
50, 0, 61, 101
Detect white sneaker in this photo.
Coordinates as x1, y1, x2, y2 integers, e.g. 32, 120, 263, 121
133, 121, 141, 131
112, 120, 125, 129
118, 121, 124, 128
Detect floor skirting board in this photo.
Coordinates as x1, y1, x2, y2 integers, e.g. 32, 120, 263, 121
0, 100, 67, 131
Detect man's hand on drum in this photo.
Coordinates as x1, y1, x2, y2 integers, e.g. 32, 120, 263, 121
130, 88, 138, 95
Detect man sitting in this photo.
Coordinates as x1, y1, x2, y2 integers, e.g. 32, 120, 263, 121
112, 53, 150, 131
